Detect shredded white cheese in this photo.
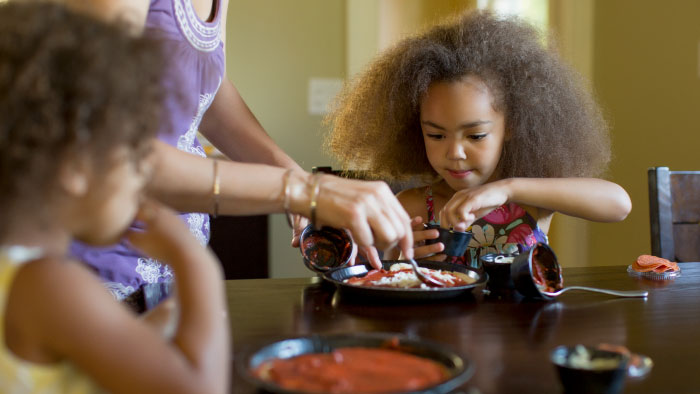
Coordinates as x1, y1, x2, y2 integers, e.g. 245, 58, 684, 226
566, 345, 621, 370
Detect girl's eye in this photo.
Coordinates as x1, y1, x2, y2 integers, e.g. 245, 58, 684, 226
469, 134, 487, 141
426, 134, 444, 140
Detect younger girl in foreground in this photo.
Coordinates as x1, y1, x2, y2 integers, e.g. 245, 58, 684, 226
326, 12, 632, 265
0, 3, 229, 393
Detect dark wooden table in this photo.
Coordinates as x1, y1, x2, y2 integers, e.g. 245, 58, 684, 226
226, 263, 700, 394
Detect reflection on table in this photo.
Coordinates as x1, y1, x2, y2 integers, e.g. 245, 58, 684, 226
227, 262, 700, 394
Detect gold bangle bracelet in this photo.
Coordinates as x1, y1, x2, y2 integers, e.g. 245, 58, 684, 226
212, 159, 220, 218
309, 173, 322, 229
282, 169, 294, 228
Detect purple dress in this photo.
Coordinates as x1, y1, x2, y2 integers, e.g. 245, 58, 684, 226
70, 0, 225, 300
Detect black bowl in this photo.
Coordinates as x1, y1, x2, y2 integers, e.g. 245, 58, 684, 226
551, 345, 629, 394
480, 253, 518, 292
299, 225, 353, 273
423, 224, 472, 257
511, 243, 563, 300
238, 332, 474, 394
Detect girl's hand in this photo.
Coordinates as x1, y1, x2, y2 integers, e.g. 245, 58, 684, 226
440, 180, 511, 231
408, 216, 446, 260
125, 199, 215, 267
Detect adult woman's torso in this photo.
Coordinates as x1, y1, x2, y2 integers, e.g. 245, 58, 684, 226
70, 0, 225, 300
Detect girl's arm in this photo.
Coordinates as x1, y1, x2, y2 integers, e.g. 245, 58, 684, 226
147, 141, 414, 255
8, 202, 228, 394
441, 178, 632, 231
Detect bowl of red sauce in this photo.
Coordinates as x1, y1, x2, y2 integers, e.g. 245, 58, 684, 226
300, 225, 354, 273
511, 243, 563, 300
239, 332, 474, 394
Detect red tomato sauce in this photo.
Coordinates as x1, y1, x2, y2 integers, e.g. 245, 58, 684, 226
254, 347, 448, 393
531, 248, 563, 293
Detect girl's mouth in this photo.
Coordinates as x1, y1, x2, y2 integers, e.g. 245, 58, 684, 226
447, 169, 472, 179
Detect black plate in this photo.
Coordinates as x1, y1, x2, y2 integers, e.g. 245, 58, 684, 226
238, 332, 474, 394
323, 260, 487, 301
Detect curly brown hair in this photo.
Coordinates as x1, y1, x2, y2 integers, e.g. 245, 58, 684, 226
324, 11, 609, 183
0, 1, 166, 211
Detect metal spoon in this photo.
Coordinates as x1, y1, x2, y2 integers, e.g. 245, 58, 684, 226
541, 286, 648, 298
408, 258, 445, 288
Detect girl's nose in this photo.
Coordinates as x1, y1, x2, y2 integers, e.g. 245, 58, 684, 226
446, 141, 467, 160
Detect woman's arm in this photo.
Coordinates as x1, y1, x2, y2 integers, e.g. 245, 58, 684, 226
147, 141, 414, 255
440, 177, 632, 231
198, 78, 302, 171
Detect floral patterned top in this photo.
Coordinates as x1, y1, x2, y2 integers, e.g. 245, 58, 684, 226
425, 186, 548, 268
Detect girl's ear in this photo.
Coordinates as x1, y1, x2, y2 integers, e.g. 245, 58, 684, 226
57, 156, 91, 197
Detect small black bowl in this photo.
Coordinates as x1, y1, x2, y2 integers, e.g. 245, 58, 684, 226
511, 243, 563, 300
299, 225, 353, 273
423, 224, 472, 257
551, 345, 629, 394
480, 253, 517, 292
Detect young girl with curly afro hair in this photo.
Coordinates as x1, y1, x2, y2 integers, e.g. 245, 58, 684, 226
325, 11, 631, 265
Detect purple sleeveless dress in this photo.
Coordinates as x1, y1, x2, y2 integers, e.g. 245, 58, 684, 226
70, 0, 225, 300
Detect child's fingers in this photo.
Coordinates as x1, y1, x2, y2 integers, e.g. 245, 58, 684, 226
410, 216, 424, 230
414, 242, 444, 259
413, 228, 439, 243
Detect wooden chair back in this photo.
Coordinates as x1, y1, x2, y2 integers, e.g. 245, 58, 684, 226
648, 167, 700, 261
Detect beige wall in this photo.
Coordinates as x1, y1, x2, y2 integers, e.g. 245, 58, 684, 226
226, 0, 699, 277
226, 0, 345, 278
589, 0, 700, 266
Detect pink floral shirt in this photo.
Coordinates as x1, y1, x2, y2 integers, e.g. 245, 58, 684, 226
425, 186, 548, 267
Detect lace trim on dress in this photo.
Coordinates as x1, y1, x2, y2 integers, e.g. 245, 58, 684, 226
173, 0, 221, 52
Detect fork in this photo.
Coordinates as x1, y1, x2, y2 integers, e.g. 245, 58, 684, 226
408, 258, 445, 288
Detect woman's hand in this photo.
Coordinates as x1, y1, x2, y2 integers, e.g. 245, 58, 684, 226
310, 176, 414, 260
440, 180, 511, 231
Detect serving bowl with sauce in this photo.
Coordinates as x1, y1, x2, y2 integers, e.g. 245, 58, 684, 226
238, 332, 474, 394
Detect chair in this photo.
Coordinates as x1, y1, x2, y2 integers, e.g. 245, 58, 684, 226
648, 167, 700, 261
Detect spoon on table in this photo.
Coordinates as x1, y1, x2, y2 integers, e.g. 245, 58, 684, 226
541, 286, 648, 298
408, 258, 445, 288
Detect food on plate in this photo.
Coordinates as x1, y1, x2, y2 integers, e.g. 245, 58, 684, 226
253, 346, 448, 393
344, 263, 475, 289
632, 255, 679, 273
